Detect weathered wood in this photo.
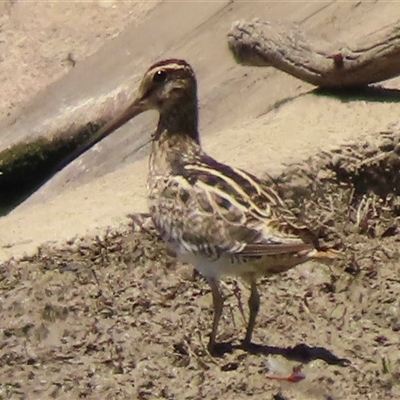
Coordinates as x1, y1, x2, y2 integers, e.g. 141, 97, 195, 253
228, 19, 400, 88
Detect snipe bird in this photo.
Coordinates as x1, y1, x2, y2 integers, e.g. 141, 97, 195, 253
84, 59, 338, 353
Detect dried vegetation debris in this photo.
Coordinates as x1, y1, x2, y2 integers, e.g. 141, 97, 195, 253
1, 130, 400, 399
276, 126, 400, 245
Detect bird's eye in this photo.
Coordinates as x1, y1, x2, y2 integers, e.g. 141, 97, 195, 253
153, 70, 167, 83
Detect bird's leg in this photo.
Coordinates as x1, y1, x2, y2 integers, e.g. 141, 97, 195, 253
243, 278, 260, 346
206, 277, 224, 353
232, 280, 247, 324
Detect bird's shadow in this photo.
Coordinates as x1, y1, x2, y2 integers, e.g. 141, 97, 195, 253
214, 342, 350, 367
257, 85, 400, 120
314, 85, 400, 103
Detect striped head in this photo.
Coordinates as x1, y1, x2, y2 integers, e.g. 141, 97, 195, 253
74, 59, 199, 156
136, 59, 197, 112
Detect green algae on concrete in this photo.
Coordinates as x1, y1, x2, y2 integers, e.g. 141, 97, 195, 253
0, 122, 101, 216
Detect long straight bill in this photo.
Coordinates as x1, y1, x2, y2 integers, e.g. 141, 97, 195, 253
55, 97, 145, 174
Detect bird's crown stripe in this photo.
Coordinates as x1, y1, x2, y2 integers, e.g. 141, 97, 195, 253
148, 58, 190, 70
147, 61, 192, 76
150, 65, 190, 75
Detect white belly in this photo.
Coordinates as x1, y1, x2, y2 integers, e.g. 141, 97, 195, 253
171, 244, 260, 280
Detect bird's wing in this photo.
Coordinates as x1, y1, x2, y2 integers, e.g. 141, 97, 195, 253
159, 153, 318, 258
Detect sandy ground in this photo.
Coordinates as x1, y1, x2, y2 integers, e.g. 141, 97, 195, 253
2, 0, 400, 262
2, 169, 400, 399
1, 1, 400, 399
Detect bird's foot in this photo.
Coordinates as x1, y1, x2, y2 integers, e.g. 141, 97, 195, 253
240, 338, 254, 351
207, 341, 233, 357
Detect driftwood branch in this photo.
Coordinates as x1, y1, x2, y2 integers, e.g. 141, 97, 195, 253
228, 19, 400, 88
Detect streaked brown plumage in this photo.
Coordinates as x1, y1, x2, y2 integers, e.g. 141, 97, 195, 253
86, 59, 338, 353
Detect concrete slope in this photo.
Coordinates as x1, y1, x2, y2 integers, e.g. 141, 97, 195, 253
1, 1, 400, 261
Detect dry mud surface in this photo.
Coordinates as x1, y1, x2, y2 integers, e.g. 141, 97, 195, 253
2, 136, 400, 400
1, 2, 400, 400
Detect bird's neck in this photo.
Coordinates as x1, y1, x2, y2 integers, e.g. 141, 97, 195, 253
149, 98, 203, 180
155, 97, 200, 144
